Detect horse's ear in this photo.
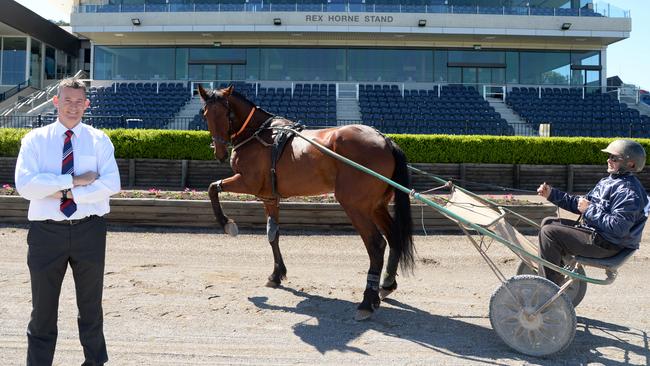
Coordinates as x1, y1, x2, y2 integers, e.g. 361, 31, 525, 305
198, 84, 209, 101
223, 84, 234, 96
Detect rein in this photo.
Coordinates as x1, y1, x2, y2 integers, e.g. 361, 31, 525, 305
231, 116, 278, 151
230, 106, 256, 140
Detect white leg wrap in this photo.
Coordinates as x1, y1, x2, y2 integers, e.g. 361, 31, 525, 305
267, 216, 279, 242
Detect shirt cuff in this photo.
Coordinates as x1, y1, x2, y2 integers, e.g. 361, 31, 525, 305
59, 174, 74, 190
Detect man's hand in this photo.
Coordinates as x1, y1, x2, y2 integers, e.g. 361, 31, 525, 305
47, 190, 74, 200
537, 182, 551, 199
73, 172, 98, 187
578, 197, 590, 213
48, 191, 63, 199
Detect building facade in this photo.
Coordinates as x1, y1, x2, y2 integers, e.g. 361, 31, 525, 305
0, 0, 80, 92
69, 0, 630, 89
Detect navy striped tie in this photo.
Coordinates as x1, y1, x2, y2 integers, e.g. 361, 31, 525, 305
60, 130, 77, 217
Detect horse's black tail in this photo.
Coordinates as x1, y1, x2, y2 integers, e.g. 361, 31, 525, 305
389, 141, 415, 273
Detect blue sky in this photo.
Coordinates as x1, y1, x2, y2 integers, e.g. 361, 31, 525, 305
14, 0, 649, 90
602, 0, 649, 91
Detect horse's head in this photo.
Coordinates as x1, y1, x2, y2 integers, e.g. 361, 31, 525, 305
198, 84, 235, 163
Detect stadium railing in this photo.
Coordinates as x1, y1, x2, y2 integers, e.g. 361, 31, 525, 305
74, 1, 629, 18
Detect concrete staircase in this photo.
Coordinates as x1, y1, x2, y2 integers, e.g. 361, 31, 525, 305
170, 96, 203, 129
0, 87, 41, 115
626, 101, 650, 117
336, 99, 361, 123
487, 97, 537, 136
336, 83, 361, 124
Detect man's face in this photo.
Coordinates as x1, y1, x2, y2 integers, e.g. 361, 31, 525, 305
53, 87, 89, 125
607, 153, 632, 174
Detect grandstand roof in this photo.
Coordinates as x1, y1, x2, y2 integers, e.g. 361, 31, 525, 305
71, 6, 630, 49
0, 0, 80, 54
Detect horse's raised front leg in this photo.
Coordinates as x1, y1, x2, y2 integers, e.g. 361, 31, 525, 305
207, 173, 248, 237
263, 200, 287, 288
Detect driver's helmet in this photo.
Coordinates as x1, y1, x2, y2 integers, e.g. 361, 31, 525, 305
601, 139, 646, 173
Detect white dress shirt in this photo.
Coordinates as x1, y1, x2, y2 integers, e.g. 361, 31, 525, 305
15, 120, 121, 221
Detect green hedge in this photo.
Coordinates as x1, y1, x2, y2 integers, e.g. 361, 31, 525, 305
1, 128, 648, 165
0, 128, 213, 160
390, 134, 650, 165
106, 129, 213, 160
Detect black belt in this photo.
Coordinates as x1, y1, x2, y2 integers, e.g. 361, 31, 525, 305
42, 215, 98, 226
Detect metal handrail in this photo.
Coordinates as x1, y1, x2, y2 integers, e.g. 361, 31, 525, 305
0, 79, 30, 102
1, 71, 87, 117
73, 1, 629, 18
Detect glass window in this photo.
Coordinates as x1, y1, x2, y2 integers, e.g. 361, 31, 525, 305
570, 69, 601, 86
570, 69, 584, 85
66, 54, 76, 76
244, 48, 259, 81
232, 64, 246, 81
1, 37, 27, 85
505, 51, 518, 84
93, 46, 113, 79
45, 45, 56, 80
29, 38, 42, 88
571, 50, 599, 66
448, 50, 505, 64
434, 50, 447, 83
175, 48, 188, 80
56, 49, 67, 79
348, 49, 431, 82
93, 46, 175, 80
189, 48, 246, 63
261, 48, 345, 81
586, 69, 599, 87
491, 67, 505, 84
520, 51, 570, 85
448, 67, 461, 84
216, 64, 230, 81
462, 67, 477, 84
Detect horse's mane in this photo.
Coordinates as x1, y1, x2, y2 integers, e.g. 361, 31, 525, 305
230, 90, 275, 117
204, 87, 275, 119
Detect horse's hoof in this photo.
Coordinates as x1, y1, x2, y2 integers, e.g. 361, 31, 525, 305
354, 309, 373, 321
379, 287, 395, 300
265, 280, 280, 288
224, 221, 239, 237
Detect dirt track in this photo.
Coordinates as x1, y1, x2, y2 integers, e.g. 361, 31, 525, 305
1, 223, 649, 366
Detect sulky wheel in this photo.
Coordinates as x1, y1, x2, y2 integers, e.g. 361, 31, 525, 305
516, 261, 587, 308
489, 275, 576, 357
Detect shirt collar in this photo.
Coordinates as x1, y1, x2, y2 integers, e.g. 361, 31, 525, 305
54, 119, 84, 136
610, 172, 631, 178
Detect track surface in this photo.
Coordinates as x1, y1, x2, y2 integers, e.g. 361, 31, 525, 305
1, 224, 649, 365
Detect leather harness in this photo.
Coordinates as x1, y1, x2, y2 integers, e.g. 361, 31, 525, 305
205, 93, 304, 199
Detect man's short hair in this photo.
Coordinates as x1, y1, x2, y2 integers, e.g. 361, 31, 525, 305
57, 78, 87, 97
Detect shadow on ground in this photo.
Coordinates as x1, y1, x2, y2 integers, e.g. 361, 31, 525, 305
249, 287, 650, 365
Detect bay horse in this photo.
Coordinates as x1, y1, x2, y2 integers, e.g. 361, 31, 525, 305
198, 84, 414, 320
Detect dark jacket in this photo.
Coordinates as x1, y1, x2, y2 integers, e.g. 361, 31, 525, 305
548, 173, 649, 249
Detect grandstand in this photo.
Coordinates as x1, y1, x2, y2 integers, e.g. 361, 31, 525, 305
1, 0, 649, 137
507, 87, 650, 138
87, 82, 190, 129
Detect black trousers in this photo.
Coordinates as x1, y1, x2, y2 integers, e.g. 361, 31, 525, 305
26, 215, 108, 366
538, 217, 621, 286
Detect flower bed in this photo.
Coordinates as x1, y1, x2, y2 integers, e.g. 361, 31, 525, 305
3, 184, 535, 205
0, 184, 552, 232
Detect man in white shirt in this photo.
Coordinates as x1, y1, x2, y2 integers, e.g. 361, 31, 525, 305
15, 78, 121, 366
